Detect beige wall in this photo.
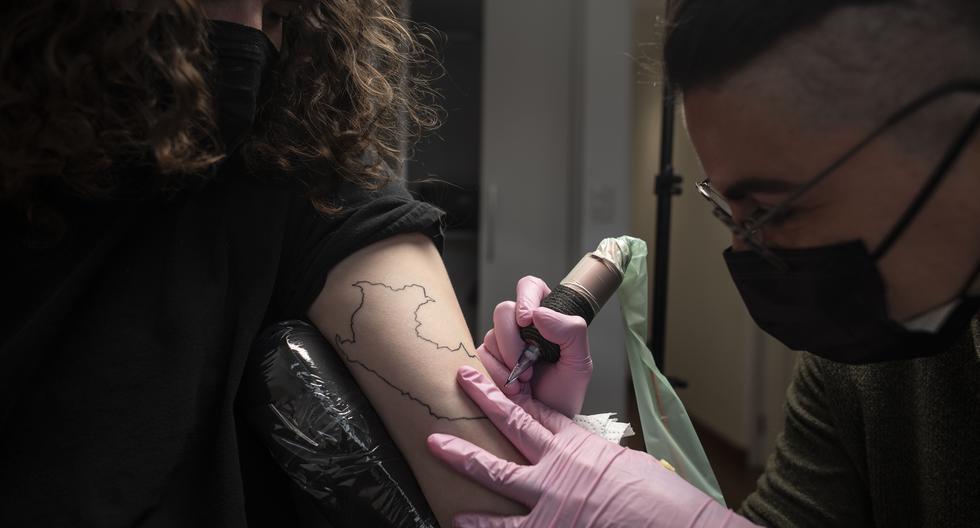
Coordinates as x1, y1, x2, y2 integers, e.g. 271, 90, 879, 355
480, 0, 635, 417
630, 0, 797, 456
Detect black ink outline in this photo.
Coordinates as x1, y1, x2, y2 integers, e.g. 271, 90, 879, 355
334, 280, 485, 422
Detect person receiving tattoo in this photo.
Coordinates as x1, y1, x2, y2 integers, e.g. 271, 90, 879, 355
0, 1, 528, 526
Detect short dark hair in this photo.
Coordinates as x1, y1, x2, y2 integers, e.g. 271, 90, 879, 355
663, 0, 978, 91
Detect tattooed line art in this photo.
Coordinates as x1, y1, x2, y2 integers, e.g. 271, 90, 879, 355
334, 280, 486, 421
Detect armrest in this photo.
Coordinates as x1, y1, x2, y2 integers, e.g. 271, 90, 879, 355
240, 320, 438, 528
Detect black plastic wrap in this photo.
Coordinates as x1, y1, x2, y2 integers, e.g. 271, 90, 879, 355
242, 320, 437, 527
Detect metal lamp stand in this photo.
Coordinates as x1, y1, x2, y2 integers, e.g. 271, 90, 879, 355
649, 82, 687, 388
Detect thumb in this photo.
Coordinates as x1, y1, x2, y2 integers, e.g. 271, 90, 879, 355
454, 513, 525, 528
515, 276, 551, 326
530, 307, 589, 360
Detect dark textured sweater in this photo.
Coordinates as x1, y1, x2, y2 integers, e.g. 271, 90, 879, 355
740, 315, 980, 527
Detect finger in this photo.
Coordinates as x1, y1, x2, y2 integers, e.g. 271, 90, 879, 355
481, 330, 505, 368
492, 302, 532, 382
483, 330, 533, 386
480, 330, 505, 367
456, 366, 552, 463
427, 433, 538, 506
531, 307, 590, 367
513, 395, 575, 434
515, 276, 551, 327
482, 329, 501, 361
454, 513, 525, 528
478, 345, 522, 397
463, 362, 569, 434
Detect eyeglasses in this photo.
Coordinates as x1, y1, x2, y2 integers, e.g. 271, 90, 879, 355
696, 179, 788, 269
696, 79, 980, 271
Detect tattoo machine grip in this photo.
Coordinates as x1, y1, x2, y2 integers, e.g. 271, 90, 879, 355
519, 284, 597, 362
518, 239, 630, 363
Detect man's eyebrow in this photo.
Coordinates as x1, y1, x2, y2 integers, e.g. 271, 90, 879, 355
719, 177, 801, 200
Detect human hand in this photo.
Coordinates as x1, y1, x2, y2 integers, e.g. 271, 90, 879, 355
428, 366, 756, 528
477, 276, 591, 417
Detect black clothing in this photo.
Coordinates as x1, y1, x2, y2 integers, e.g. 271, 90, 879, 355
0, 158, 444, 527
740, 316, 980, 527
208, 20, 279, 153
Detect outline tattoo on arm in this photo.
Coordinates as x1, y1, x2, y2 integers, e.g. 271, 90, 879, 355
334, 280, 486, 421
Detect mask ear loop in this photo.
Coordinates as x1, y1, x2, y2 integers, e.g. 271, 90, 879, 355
871, 105, 980, 261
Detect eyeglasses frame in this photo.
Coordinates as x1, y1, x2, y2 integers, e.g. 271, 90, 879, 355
695, 79, 980, 271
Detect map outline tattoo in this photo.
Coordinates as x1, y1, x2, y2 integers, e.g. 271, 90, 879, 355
334, 280, 486, 422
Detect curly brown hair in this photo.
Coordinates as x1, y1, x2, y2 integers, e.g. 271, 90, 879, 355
0, 0, 439, 226
247, 0, 441, 210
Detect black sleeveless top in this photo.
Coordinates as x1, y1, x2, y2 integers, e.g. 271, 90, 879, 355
0, 157, 444, 527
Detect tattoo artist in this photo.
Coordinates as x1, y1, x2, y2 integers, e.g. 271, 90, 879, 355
427, 1, 980, 526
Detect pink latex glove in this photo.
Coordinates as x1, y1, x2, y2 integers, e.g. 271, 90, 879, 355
428, 366, 757, 528
478, 276, 591, 417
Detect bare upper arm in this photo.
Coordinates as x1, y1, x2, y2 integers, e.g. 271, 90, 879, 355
307, 232, 526, 526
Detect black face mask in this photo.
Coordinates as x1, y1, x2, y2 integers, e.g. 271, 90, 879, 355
208, 20, 278, 153
724, 105, 980, 365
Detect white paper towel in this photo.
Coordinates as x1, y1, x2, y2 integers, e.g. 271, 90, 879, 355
573, 413, 635, 444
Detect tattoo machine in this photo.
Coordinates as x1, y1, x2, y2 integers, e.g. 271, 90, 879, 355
506, 238, 632, 385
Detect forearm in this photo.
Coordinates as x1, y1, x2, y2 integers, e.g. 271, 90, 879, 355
308, 233, 527, 526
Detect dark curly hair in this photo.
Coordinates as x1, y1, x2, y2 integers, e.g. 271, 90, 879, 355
247, 0, 441, 210
0, 0, 439, 228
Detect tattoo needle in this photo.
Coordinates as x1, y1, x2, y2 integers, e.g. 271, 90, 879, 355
505, 344, 539, 385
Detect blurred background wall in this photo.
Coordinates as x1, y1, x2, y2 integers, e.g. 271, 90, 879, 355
406, 0, 800, 505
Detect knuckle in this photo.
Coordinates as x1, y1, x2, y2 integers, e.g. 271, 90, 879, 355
569, 315, 588, 332
506, 407, 534, 434
487, 462, 519, 485
494, 300, 516, 317
571, 356, 593, 372
519, 275, 548, 291
462, 454, 484, 476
